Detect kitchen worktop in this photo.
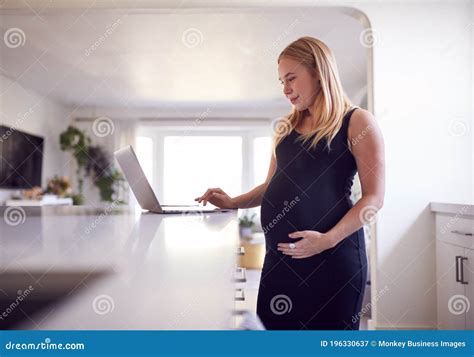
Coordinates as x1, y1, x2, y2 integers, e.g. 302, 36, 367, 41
430, 202, 474, 216
0, 205, 240, 330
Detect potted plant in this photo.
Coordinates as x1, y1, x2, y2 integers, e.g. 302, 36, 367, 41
45, 175, 85, 205
239, 213, 256, 240
59, 125, 126, 204
46, 175, 72, 197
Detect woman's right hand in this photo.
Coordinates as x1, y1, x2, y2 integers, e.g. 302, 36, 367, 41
194, 188, 237, 209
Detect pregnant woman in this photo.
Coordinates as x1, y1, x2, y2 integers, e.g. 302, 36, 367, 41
195, 37, 385, 330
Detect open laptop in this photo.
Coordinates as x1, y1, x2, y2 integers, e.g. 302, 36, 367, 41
114, 145, 234, 214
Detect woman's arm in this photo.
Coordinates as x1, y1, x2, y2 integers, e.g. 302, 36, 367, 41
326, 108, 385, 243
195, 153, 277, 209
231, 154, 276, 208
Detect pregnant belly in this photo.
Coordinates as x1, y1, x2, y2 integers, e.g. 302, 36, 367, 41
260, 176, 305, 251
261, 175, 351, 251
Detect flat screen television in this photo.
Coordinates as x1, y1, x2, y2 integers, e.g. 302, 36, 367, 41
0, 125, 44, 189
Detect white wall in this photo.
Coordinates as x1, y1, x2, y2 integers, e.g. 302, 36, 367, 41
471, 0, 474, 200
0, 73, 72, 204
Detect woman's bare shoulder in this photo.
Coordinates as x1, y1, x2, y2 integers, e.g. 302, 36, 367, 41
348, 108, 378, 136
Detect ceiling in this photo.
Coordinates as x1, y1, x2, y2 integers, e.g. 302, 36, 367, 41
0, 6, 367, 110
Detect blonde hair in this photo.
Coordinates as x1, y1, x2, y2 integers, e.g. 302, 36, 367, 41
272, 37, 352, 155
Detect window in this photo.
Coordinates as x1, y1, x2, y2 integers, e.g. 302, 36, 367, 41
253, 137, 272, 185
163, 136, 243, 204
136, 136, 153, 183
135, 123, 272, 231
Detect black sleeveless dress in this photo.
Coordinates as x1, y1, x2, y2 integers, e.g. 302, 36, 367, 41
257, 106, 368, 330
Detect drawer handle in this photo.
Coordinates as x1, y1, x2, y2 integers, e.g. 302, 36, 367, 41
451, 230, 473, 236
233, 267, 247, 283
232, 309, 246, 315
234, 288, 245, 301
455, 256, 468, 285
237, 246, 245, 255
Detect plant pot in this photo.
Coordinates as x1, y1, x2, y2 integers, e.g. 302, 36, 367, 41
239, 227, 253, 239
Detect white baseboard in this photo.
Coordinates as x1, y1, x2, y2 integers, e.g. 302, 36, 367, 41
374, 324, 436, 330
367, 319, 375, 330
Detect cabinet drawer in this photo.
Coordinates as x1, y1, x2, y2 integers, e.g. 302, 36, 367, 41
436, 214, 474, 249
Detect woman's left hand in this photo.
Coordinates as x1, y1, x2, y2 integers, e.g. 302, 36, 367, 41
277, 230, 337, 259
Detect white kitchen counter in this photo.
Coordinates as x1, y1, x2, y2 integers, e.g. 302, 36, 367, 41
0, 205, 240, 330
430, 202, 474, 217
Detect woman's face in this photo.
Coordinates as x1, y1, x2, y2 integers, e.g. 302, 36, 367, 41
278, 56, 320, 112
